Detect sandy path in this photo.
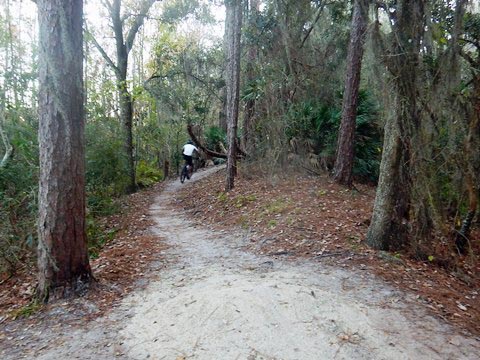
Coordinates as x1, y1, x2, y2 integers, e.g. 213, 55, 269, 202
3, 167, 480, 359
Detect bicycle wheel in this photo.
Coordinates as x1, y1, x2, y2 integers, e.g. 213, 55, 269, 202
180, 165, 187, 183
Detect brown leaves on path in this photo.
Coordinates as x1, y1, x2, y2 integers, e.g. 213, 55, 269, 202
174, 167, 480, 336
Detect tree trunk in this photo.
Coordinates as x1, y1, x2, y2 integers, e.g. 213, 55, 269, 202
117, 70, 136, 194
365, 113, 410, 250
37, 0, 92, 301
225, 0, 243, 191
457, 75, 480, 253
242, 0, 260, 154
333, 0, 369, 187
90, 0, 158, 194
366, 0, 426, 250
219, 85, 227, 133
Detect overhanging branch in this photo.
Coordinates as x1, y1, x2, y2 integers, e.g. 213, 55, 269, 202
86, 28, 120, 77
187, 125, 247, 159
188, 124, 229, 159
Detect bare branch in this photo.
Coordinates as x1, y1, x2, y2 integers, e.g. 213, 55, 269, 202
459, 49, 477, 67
86, 28, 120, 76
125, 0, 159, 54
101, 0, 113, 13
188, 124, 228, 159
300, 2, 327, 49
187, 124, 246, 159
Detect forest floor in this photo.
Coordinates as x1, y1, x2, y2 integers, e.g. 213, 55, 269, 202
177, 165, 480, 337
0, 165, 479, 359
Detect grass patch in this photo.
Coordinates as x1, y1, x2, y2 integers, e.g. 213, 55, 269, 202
263, 198, 290, 215
234, 194, 257, 208
11, 301, 42, 320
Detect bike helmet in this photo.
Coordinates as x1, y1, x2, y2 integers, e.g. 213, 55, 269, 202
187, 139, 194, 145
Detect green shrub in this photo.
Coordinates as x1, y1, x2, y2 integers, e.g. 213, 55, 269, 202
85, 119, 129, 215
0, 119, 38, 274
351, 91, 382, 182
136, 160, 163, 187
86, 121, 129, 193
285, 90, 381, 182
205, 126, 226, 152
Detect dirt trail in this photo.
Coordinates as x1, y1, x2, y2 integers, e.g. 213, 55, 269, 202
3, 167, 480, 359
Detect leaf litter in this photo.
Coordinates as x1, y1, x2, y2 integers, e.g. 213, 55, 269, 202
174, 167, 480, 337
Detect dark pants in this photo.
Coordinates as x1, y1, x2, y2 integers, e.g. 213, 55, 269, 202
183, 154, 193, 167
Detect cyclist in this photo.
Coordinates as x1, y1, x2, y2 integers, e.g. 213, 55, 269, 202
182, 140, 198, 179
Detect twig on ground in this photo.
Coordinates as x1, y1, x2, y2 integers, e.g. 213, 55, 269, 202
315, 252, 348, 259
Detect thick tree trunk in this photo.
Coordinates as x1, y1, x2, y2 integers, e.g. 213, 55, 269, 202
366, 0, 426, 250
225, 0, 243, 191
366, 111, 410, 250
114, 1, 137, 194
37, 0, 92, 301
333, 0, 369, 187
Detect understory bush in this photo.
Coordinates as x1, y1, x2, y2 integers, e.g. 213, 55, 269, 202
285, 90, 381, 182
136, 160, 164, 187
85, 119, 129, 215
0, 118, 39, 274
205, 126, 226, 153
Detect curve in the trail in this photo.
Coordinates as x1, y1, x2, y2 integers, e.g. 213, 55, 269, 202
8, 166, 479, 360
118, 167, 479, 360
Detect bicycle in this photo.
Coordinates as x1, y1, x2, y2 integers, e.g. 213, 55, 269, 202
180, 163, 193, 184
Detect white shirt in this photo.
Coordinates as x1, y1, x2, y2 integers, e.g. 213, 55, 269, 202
183, 143, 198, 156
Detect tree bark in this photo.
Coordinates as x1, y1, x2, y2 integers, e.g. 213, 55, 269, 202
333, 0, 369, 187
225, 0, 243, 191
366, 0, 426, 250
219, 86, 227, 133
37, 0, 92, 301
242, 0, 260, 154
117, 73, 136, 194
457, 66, 480, 253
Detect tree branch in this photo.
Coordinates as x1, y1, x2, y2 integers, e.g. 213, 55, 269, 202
300, 3, 326, 49
187, 124, 246, 159
101, 0, 113, 12
125, 0, 159, 55
86, 29, 121, 76
188, 124, 229, 159
460, 49, 477, 67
